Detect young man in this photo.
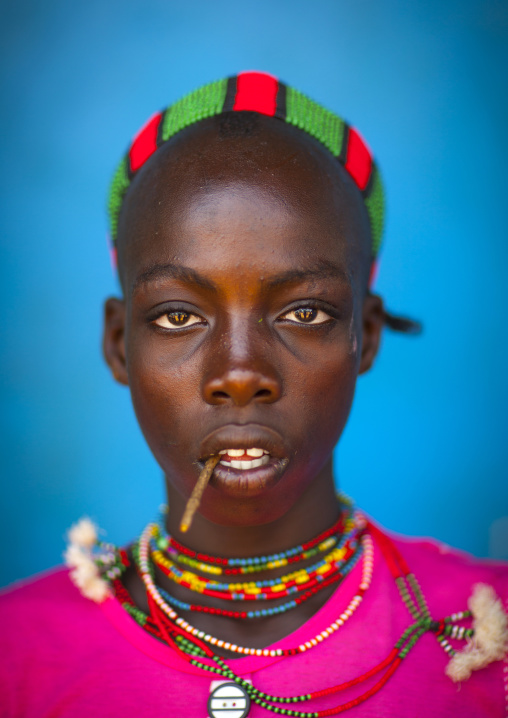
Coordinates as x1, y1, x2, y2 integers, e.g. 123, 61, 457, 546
1, 73, 506, 717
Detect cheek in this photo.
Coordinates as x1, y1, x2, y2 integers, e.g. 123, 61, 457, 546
125, 338, 203, 466
287, 348, 359, 456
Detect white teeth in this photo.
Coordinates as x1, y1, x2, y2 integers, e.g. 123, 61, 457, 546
219, 455, 270, 470
218, 447, 268, 457
246, 448, 264, 457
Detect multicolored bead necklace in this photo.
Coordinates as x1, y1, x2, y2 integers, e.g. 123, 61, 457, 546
131, 522, 373, 657
155, 542, 363, 620
141, 502, 365, 626
149, 510, 360, 605
155, 504, 352, 576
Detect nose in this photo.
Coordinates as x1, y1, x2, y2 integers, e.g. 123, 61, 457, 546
202, 327, 282, 407
203, 367, 281, 406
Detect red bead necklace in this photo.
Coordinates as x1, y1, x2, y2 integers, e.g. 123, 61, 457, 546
159, 511, 349, 576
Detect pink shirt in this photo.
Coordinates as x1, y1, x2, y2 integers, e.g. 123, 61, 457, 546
1, 528, 507, 717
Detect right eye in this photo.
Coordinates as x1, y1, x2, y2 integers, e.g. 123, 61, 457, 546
153, 310, 203, 329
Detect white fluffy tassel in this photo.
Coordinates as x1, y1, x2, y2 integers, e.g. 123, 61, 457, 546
68, 517, 98, 549
446, 583, 507, 682
64, 518, 110, 603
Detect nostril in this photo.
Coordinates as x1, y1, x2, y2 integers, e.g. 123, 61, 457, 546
255, 389, 272, 399
212, 391, 230, 400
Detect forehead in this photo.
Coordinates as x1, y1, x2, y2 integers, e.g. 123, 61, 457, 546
117, 115, 371, 292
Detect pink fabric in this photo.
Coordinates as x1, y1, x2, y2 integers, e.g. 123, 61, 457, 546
1, 529, 507, 717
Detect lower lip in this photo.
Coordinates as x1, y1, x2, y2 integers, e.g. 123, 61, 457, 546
210, 456, 288, 497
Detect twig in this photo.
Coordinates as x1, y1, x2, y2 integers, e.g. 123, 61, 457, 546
179, 455, 220, 533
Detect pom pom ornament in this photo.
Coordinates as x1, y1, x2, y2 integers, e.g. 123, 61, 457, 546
445, 583, 508, 682
68, 517, 98, 549
65, 518, 126, 603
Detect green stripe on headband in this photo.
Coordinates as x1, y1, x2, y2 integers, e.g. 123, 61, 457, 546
285, 86, 345, 158
364, 167, 384, 256
161, 79, 228, 143
108, 157, 129, 244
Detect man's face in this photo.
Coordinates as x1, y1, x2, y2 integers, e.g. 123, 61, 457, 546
104, 117, 382, 528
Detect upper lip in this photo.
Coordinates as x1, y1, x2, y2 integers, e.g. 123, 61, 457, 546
199, 423, 287, 462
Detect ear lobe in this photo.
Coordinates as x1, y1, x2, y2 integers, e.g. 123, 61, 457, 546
359, 293, 384, 375
103, 297, 129, 385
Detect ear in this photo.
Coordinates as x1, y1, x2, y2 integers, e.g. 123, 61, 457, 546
358, 293, 384, 375
103, 297, 129, 385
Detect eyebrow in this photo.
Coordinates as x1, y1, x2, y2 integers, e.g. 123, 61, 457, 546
133, 259, 349, 294
133, 263, 217, 293
265, 260, 351, 288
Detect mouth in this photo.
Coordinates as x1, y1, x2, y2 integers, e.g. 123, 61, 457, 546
198, 425, 289, 497
217, 447, 270, 470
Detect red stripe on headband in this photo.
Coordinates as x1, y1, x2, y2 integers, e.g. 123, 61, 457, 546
345, 127, 373, 191
233, 72, 278, 116
129, 112, 163, 173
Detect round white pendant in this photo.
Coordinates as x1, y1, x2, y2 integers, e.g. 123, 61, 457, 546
207, 681, 251, 718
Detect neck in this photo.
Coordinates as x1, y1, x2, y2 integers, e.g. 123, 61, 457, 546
164, 457, 341, 557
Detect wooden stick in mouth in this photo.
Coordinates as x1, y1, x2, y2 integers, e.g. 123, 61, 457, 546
179, 455, 221, 533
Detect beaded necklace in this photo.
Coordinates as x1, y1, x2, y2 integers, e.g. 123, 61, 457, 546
136, 525, 372, 657
92, 499, 362, 651
156, 541, 363, 620
149, 518, 360, 603
155, 500, 352, 576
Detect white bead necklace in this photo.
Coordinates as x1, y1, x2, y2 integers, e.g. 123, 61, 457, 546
137, 522, 374, 658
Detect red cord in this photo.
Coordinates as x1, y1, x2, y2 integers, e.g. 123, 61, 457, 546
310, 648, 399, 698
148, 592, 216, 659
367, 522, 409, 578
317, 657, 402, 716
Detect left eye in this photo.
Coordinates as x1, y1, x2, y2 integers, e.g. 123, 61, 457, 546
280, 307, 331, 325
153, 311, 203, 329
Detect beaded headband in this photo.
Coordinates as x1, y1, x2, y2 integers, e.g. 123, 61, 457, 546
107, 71, 385, 266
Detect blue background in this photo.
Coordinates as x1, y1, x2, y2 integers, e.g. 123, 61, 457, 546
1, 0, 507, 587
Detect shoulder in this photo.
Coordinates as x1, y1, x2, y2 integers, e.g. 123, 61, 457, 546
0, 566, 113, 662
364, 526, 508, 714
2, 565, 78, 598
0, 568, 126, 716
0, 566, 99, 618
390, 530, 508, 581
